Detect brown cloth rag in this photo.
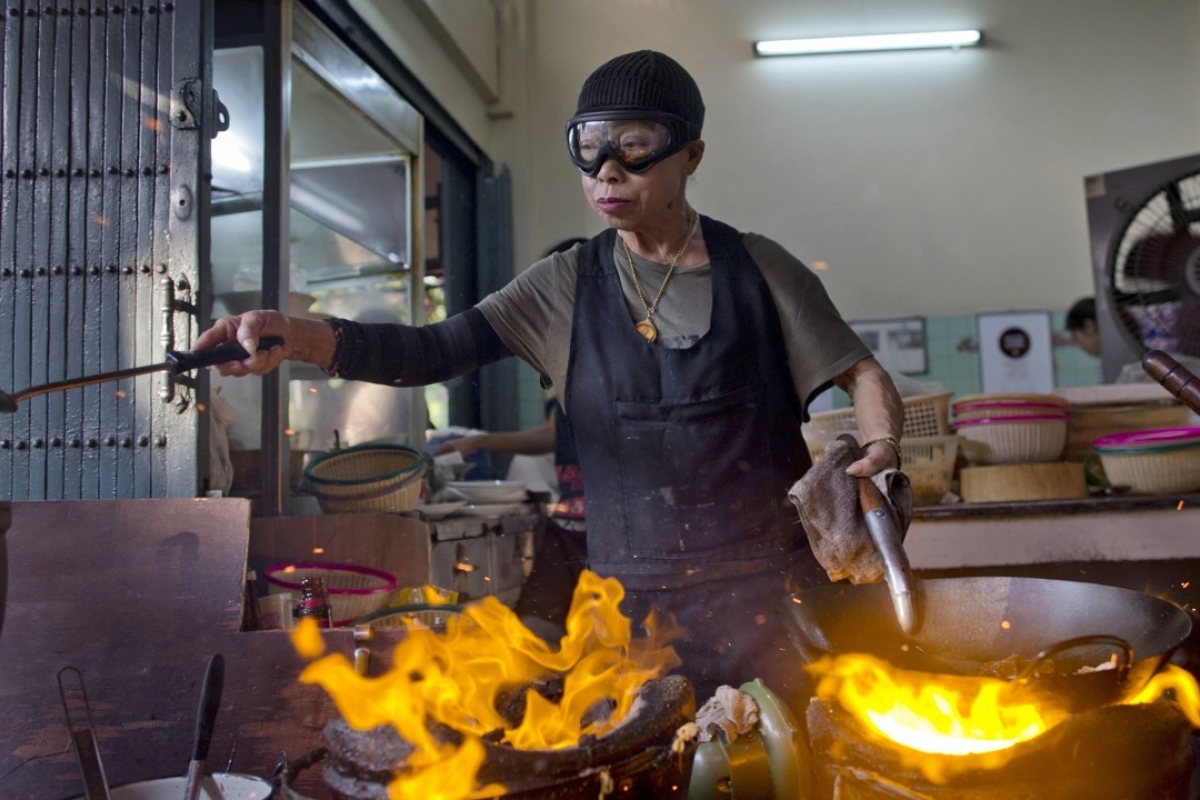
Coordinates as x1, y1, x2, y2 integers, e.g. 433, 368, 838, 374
787, 438, 913, 585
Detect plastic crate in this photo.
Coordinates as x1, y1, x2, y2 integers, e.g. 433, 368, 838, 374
804, 391, 953, 442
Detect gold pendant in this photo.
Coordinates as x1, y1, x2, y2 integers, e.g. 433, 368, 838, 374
635, 319, 658, 342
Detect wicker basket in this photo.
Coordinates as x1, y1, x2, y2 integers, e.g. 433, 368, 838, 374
355, 603, 469, 633
952, 394, 1070, 424
805, 391, 953, 442
953, 415, 1068, 465
304, 443, 427, 514
808, 434, 960, 506
265, 561, 398, 627
1093, 428, 1200, 495
1095, 445, 1200, 495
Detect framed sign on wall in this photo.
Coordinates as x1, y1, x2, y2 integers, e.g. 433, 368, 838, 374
849, 317, 928, 375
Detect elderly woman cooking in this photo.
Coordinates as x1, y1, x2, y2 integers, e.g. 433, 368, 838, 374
195, 50, 904, 708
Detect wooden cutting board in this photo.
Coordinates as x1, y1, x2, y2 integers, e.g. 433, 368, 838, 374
960, 461, 1088, 503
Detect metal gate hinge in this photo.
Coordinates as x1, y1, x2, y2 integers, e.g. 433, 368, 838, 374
170, 80, 202, 130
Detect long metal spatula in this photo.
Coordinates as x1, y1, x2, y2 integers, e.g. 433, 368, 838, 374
0, 336, 284, 413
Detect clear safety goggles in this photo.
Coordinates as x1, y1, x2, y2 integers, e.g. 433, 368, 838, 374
565, 112, 692, 177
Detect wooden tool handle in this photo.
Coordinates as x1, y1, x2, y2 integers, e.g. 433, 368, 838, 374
1142, 350, 1200, 416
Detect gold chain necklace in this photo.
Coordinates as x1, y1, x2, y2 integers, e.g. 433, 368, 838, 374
619, 213, 699, 342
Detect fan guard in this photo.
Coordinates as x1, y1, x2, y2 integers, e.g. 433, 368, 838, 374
1108, 170, 1200, 357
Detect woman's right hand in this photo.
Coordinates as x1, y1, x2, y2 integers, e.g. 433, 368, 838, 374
194, 310, 313, 377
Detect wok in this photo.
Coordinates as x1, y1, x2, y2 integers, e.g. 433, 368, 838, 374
782, 575, 1193, 713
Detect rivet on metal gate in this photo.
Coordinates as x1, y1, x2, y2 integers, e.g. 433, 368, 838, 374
107, 166, 119, 175
19, 269, 30, 278
111, 5, 123, 14
53, 266, 63, 275
93, 7, 105, 17
39, 168, 49, 177
90, 266, 101, 275
106, 264, 117, 274
7, 9, 18, 18
121, 437, 132, 448
33, 439, 44, 449
130, 5, 141, 14
51, 438, 62, 448
36, 267, 46, 276
147, 4, 157, 12
172, 184, 193, 219
25, 8, 37, 16
156, 263, 167, 274
86, 439, 98, 449
15, 441, 26, 451
21, 169, 32, 179
71, 266, 83, 276
2, 269, 12, 277
56, 168, 66, 178
142, 167, 153, 177
105, 436, 116, 447
4, 170, 13, 179
90, 169, 101, 178
140, 264, 151, 274
138, 436, 149, 447
158, 164, 169, 174
0, 441, 9, 450
163, 2, 173, 11
123, 265, 134, 275
70, 438, 81, 448
77, 7, 87, 15
73, 168, 84, 177
155, 435, 167, 448
61, 6, 70, 15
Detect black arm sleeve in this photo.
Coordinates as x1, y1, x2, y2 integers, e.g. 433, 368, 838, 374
326, 308, 513, 386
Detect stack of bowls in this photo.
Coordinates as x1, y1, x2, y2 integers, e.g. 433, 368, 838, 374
951, 393, 1071, 465
1092, 427, 1200, 495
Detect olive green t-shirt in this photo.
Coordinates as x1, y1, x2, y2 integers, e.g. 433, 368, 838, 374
477, 229, 869, 417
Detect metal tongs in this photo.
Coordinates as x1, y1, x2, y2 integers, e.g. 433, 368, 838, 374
840, 434, 920, 635
57, 666, 112, 800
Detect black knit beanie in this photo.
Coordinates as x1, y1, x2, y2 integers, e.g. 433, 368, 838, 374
574, 50, 705, 138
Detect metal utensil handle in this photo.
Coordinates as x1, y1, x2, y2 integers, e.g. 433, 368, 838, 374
858, 477, 919, 635
167, 336, 285, 374
1142, 350, 1200, 416
57, 666, 112, 800
193, 654, 225, 761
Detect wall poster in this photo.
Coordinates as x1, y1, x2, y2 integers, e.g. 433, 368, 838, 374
977, 311, 1055, 393
849, 317, 928, 375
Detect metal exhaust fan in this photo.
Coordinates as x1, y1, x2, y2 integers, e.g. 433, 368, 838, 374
1084, 153, 1200, 382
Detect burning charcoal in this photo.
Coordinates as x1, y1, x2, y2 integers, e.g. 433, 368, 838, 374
581, 696, 617, 728
495, 674, 567, 728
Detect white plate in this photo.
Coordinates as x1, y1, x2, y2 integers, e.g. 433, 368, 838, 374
446, 480, 528, 504
457, 502, 529, 518
419, 500, 467, 520
71, 773, 273, 800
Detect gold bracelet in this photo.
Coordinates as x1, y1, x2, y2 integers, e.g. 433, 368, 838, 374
862, 436, 903, 467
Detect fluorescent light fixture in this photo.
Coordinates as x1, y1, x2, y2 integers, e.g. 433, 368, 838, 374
755, 29, 982, 57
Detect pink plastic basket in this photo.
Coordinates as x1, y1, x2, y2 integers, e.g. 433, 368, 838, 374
265, 561, 398, 627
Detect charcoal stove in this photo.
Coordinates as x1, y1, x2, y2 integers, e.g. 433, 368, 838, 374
805, 694, 1195, 799
277, 674, 698, 800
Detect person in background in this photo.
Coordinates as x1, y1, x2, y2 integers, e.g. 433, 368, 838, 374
434, 238, 590, 642
1066, 297, 1101, 357
435, 388, 586, 641
194, 50, 903, 709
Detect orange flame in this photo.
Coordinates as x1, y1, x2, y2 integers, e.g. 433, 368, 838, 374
289, 570, 680, 800
810, 653, 1200, 784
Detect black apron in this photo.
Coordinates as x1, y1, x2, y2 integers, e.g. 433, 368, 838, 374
565, 216, 812, 591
